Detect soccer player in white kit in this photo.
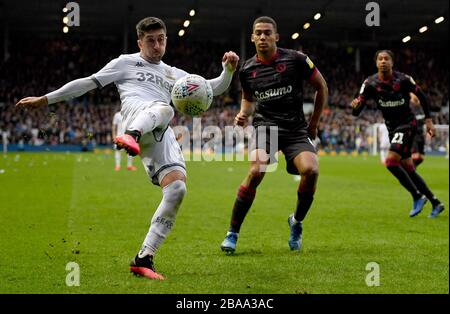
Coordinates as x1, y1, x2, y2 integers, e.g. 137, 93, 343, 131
112, 111, 136, 171
16, 17, 239, 280
378, 123, 390, 164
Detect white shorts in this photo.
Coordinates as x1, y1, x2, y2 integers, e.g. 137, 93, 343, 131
121, 101, 186, 186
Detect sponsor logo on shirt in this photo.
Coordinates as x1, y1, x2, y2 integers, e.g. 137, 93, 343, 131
135, 61, 144, 67
378, 98, 405, 107
254, 85, 293, 101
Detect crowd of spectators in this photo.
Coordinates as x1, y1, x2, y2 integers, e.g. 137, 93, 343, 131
0, 37, 448, 153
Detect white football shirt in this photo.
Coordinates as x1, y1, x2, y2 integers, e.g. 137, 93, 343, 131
91, 53, 188, 107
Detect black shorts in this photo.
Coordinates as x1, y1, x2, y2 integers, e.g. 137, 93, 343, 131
411, 133, 425, 155
388, 122, 417, 159
250, 125, 316, 175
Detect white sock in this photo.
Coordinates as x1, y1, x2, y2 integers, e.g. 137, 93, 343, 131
128, 105, 174, 135
127, 155, 133, 167
380, 149, 387, 163
115, 150, 121, 167
140, 180, 186, 256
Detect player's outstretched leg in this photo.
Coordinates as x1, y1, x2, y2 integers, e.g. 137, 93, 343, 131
118, 104, 174, 156
130, 176, 186, 280
114, 130, 142, 156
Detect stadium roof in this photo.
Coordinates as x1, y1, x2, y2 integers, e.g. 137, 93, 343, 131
1, 0, 448, 45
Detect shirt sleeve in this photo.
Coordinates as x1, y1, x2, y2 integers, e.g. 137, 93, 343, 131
207, 62, 235, 96
357, 78, 374, 103
173, 67, 190, 81
91, 56, 125, 88
404, 75, 420, 93
352, 78, 372, 116
296, 52, 317, 81
45, 76, 97, 104
238, 68, 251, 94
405, 75, 431, 119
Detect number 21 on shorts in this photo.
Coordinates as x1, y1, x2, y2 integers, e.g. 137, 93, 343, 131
391, 132, 404, 144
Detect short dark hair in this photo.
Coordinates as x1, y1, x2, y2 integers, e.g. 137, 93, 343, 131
136, 17, 167, 39
374, 49, 394, 62
253, 16, 277, 32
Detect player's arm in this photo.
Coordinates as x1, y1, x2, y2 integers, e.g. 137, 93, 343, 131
409, 78, 435, 137
351, 79, 371, 116
307, 70, 328, 139
207, 51, 240, 96
235, 89, 256, 126
15, 77, 97, 109
16, 56, 123, 109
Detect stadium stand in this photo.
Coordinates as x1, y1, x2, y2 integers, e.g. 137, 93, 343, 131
0, 38, 448, 153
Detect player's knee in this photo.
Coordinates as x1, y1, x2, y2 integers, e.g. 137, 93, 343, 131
385, 157, 400, 168
402, 161, 415, 173
300, 165, 319, 178
164, 180, 186, 204
158, 106, 174, 125
248, 165, 265, 182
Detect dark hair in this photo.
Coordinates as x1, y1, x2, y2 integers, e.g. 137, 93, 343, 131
253, 16, 277, 32
374, 49, 394, 62
136, 17, 167, 39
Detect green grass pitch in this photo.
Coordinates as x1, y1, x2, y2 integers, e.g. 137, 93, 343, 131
0, 152, 448, 293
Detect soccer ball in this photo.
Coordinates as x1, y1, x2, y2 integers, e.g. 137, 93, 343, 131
171, 74, 213, 116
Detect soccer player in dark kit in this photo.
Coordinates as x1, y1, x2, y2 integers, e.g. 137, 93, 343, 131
220, 16, 328, 253
351, 50, 444, 218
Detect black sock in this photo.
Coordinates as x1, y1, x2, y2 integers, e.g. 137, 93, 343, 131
386, 165, 421, 200
407, 170, 440, 207
229, 185, 256, 233
294, 191, 314, 222
125, 130, 142, 143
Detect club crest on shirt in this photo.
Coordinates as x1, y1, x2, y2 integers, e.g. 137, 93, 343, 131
275, 63, 287, 73
393, 82, 400, 91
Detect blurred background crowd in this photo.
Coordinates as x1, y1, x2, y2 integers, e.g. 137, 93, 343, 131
0, 38, 448, 153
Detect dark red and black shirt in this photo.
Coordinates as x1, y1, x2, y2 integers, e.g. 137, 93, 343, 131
353, 70, 431, 132
239, 47, 318, 131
